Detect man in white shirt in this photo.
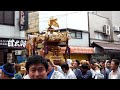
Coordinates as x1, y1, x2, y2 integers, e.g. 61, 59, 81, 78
61, 63, 77, 79
109, 59, 120, 79
23, 74, 30, 79
90, 61, 104, 79
47, 59, 65, 79
94, 63, 104, 79
90, 60, 97, 79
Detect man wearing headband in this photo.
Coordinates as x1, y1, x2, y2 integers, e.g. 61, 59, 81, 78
0, 63, 16, 79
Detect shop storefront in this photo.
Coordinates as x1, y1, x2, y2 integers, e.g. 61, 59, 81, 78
60, 46, 94, 61
0, 38, 27, 64
91, 42, 120, 61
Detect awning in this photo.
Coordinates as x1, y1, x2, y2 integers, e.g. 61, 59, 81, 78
60, 47, 94, 54
93, 42, 120, 50
105, 49, 120, 53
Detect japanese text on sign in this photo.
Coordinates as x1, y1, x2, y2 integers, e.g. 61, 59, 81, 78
8, 39, 26, 48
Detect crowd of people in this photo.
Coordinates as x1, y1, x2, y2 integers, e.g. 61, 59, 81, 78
0, 55, 120, 79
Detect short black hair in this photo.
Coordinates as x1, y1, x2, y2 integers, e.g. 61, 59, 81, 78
61, 63, 69, 70
81, 64, 89, 69
74, 60, 80, 66
107, 60, 111, 63
111, 59, 120, 66
25, 55, 48, 72
2, 63, 16, 78
89, 60, 96, 65
100, 60, 105, 64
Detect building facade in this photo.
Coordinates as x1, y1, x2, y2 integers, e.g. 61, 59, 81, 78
0, 11, 27, 64
89, 11, 120, 61
26, 11, 39, 33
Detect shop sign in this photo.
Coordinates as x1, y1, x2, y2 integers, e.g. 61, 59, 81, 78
0, 39, 8, 46
15, 50, 22, 55
60, 47, 94, 54
19, 11, 28, 31
8, 39, 26, 48
0, 38, 26, 48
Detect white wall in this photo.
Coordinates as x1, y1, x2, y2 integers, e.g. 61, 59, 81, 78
39, 11, 88, 32
68, 32, 89, 47
111, 11, 120, 42
89, 13, 109, 43
67, 12, 88, 31
20, 31, 26, 39
0, 11, 26, 39
0, 25, 15, 38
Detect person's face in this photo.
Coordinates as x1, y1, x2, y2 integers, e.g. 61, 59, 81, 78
72, 61, 78, 68
0, 69, 2, 79
106, 62, 110, 68
99, 62, 105, 68
1, 71, 9, 79
90, 64, 96, 70
62, 68, 67, 73
28, 64, 47, 79
1, 72, 5, 79
110, 61, 118, 70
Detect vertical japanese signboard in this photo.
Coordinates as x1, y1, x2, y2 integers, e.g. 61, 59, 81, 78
19, 11, 28, 31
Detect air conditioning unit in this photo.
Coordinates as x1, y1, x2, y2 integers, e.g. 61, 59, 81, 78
114, 26, 120, 31
103, 25, 110, 35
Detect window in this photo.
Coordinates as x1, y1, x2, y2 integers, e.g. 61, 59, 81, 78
76, 32, 82, 39
70, 32, 76, 39
95, 33, 108, 40
0, 11, 14, 26
95, 33, 100, 39
70, 31, 82, 39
